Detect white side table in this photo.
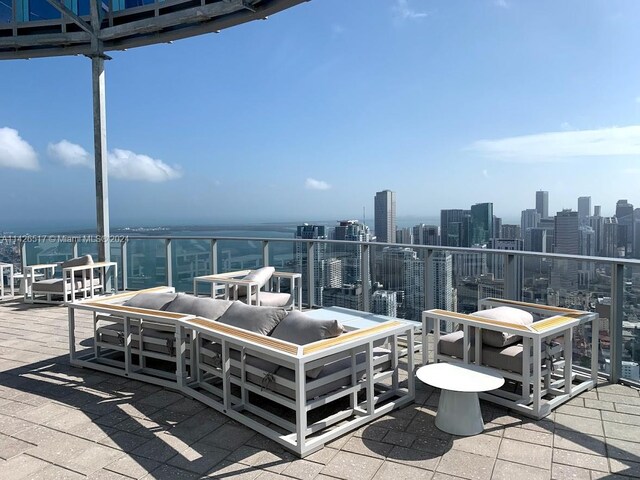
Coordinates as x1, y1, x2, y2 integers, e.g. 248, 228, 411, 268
417, 362, 504, 436
0, 263, 14, 299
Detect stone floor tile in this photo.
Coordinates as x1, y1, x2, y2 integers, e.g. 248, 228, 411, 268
552, 450, 609, 473
436, 449, 495, 480
491, 459, 550, 480
64, 444, 125, 475
250, 448, 296, 474
451, 434, 501, 457
373, 460, 434, 479
104, 454, 160, 479
98, 430, 152, 451
87, 469, 132, 480
0, 453, 50, 479
606, 437, 640, 463
584, 400, 617, 412
498, 438, 552, 469
0, 433, 35, 460
0, 414, 34, 436
555, 405, 602, 420
603, 421, 640, 442
167, 442, 231, 475
597, 393, 640, 406
616, 403, 640, 416
553, 430, 607, 456
143, 464, 200, 479
343, 436, 393, 459
609, 458, 640, 478
321, 451, 384, 480
303, 446, 339, 465
521, 418, 555, 434
204, 460, 261, 479
410, 435, 452, 456
503, 426, 553, 447
29, 464, 86, 479
551, 463, 590, 480
382, 429, 417, 448
326, 432, 354, 449
596, 384, 640, 397
356, 425, 390, 441
387, 445, 441, 471
554, 414, 604, 437
590, 471, 634, 480
281, 458, 325, 479
602, 410, 640, 426
131, 431, 193, 462
199, 422, 255, 450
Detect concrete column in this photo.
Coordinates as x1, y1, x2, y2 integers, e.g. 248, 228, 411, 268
92, 54, 110, 263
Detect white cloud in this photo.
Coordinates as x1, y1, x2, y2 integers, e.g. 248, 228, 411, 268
482, 169, 489, 178
48, 140, 92, 167
0, 127, 39, 170
392, 0, 429, 22
635, 96, 640, 104
560, 122, 574, 131
468, 125, 640, 163
305, 178, 331, 190
47, 140, 182, 182
108, 149, 182, 182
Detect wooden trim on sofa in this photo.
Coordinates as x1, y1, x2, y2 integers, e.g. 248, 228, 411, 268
427, 309, 531, 332
83, 302, 187, 320
303, 321, 405, 354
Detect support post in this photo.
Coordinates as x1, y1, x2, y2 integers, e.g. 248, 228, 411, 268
306, 241, 314, 308
361, 243, 370, 312
165, 239, 173, 287
504, 253, 518, 301
262, 240, 269, 267
610, 262, 624, 383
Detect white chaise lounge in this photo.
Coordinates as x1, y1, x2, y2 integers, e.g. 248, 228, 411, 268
68, 287, 416, 457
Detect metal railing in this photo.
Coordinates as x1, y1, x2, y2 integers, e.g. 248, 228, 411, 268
13, 234, 640, 386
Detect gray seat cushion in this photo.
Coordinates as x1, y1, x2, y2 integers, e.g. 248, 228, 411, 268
470, 306, 534, 348
33, 278, 101, 293
123, 292, 178, 310
217, 301, 286, 336
164, 294, 233, 320
62, 255, 94, 279
97, 321, 185, 356
438, 331, 526, 374
254, 292, 292, 308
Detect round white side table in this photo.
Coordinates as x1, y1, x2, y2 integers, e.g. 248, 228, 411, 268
417, 362, 504, 436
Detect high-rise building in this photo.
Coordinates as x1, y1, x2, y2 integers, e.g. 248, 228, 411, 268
501, 224, 521, 240
396, 227, 413, 244
322, 284, 363, 311
492, 216, 502, 240
529, 228, 547, 253
295, 224, 340, 306
375, 246, 424, 321
470, 202, 493, 246
489, 238, 524, 299
536, 190, 549, 219
412, 224, 440, 246
441, 209, 471, 247
332, 220, 371, 286
578, 196, 591, 225
594, 205, 602, 217
521, 208, 541, 250
371, 290, 398, 317
602, 218, 620, 258
374, 190, 396, 243
428, 251, 455, 332
552, 210, 579, 291
590, 208, 605, 256
616, 199, 634, 256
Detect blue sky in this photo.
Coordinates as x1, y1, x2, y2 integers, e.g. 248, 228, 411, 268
1, 0, 640, 230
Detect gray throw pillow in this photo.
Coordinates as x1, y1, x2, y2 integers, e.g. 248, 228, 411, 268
270, 311, 344, 345
164, 294, 233, 321
471, 306, 533, 348
123, 292, 178, 311
236, 266, 275, 298
62, 255, 94, 278
217, 301, 286, 336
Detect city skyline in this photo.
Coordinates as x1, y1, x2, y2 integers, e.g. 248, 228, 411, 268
2, 1, 640, 228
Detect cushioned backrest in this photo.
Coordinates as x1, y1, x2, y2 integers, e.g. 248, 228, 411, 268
470, 306, 533, 348
61, 255, 94, 278
237, 266, 275, 298
123, 292, 178, 311
217, 301, 286, 336
164, 294, 233, 321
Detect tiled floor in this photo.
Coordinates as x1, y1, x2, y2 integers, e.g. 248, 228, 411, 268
0, 297, 639, 479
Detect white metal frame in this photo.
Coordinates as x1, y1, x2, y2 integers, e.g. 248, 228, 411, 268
0, 263, 14, 299
193, 269, 303, 311
25, 261, 118, 304
422, 298, 599, 419
68, 287, 415, 457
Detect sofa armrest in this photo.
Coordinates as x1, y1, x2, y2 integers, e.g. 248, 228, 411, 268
425, 309, 532, 333
303, 320, 407, 355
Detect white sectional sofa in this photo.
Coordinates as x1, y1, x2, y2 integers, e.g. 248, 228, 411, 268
68, 287, 416, 457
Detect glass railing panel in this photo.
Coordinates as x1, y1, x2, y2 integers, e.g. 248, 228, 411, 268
452, 251, 484, 315
0, 0, 11, 23
125, 238, 166, 289
26, 0, 61, 21
109, 242, 123, 292
267, 239, 296, 273
172, 239, 211, 294
24, 240, 73, 270
320, 241, 365, 312
621, 264, 639, 384
216, 239, 263, 274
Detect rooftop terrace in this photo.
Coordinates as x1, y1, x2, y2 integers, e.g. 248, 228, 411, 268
0, 298, 639, 479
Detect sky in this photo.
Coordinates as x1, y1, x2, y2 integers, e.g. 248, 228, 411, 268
1, 0, 640, 231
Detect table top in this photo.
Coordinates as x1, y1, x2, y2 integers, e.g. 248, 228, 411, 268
304, 306, 419, 331
417, 362, 504, 393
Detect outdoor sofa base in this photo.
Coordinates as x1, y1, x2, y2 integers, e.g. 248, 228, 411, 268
68, 287, 416, 457
422, 298, 599, 420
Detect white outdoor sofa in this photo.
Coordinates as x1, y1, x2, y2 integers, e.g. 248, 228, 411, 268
68, 287, 416, 457
25, 254, 118, 304
422, 298, 599, 419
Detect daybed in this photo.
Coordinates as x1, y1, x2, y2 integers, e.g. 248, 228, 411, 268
25, 254, 118, 304
68, 287, 415, 457
193, 266, 302, 310
422, 298, 599, 419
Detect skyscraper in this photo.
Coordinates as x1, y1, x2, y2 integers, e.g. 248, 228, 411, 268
295, 224, 340, 306
470, 202, 493, 246
616, 199, 634, 256
536, 190, 549, 219
412, 224, 440, 246
521, 208, 541, 250
375, 246, 424, 320
578, 196, 591, 225
552, 210, 579, 291
441, 209, 471, 247
374, 190, 396, 243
